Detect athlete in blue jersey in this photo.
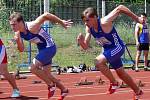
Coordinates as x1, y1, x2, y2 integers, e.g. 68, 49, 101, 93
9, 12, 72, 100
134, 13, 150, 72
0, 39, 20, 98
77, 5, 143, 99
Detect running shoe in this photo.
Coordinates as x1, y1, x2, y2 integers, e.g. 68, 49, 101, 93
58, 89, 69, 100
48, 85, 56, 99
11, 89, 20, 98
133, 90, 143, 100
108, 82, 119, 94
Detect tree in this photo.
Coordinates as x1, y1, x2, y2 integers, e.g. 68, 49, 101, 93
111, 0, 145, 3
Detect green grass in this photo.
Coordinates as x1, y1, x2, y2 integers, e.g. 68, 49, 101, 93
50, 24, 99, 67
1, 24, 149, 72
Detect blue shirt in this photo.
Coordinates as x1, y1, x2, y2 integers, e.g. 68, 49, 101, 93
20, 22, 55, 50
90, 18, 125, 51
138, 23, 149, 43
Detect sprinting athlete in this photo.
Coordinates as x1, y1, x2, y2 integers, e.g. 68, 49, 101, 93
9, 12, 72, 100
0, 39, 20, 98
134, 13, 150, 72
77, 5, 143, 99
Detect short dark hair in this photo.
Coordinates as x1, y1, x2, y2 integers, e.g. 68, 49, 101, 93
141, 13, 147, 17
9, 12, 24, 22
81, 7, 98, 20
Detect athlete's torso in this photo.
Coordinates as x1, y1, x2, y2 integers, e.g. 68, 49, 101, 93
20, 22, 55, 50
90, 18, 125, 51
138, 23, 149, 43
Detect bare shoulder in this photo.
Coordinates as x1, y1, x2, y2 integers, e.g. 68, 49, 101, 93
101, 18, 106, 24
135, 23, 142, 28
101, 17, 111, 25
26, 21, 34, 27
26, 21, 41, 33
136, 23, 140, 26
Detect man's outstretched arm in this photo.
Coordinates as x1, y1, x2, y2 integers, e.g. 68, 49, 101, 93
102, 5, 141, 24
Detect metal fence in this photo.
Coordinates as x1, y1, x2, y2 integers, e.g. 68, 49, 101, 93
0, 0, 150, 32
50, 0, 98, 23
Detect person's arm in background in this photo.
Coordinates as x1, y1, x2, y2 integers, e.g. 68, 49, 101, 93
134, 23, 140, 47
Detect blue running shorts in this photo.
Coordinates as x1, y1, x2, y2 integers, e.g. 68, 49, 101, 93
35, 45, 56, 66
103, 45, 125, 70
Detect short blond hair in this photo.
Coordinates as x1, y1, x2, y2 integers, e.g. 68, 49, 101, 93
81, 7, 98, 20
9, 12, 24, 22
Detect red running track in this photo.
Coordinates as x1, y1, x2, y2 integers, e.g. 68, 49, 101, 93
0, 70, 150, 100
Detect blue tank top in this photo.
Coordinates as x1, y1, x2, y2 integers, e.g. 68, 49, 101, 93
20, 22, 55, 50
90, 18, 125, 51
138, 24, 149, 43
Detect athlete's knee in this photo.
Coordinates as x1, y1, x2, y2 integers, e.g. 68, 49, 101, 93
30, 58, 42, 73
29, 64, 38, 74
0, 71, 7, 76
0, 70, 11, 78
94, 58, 103, 67
136, 54, 141, 58
0, 64, 9, 75
136, 51, 141, 57
29, 66, 34, 73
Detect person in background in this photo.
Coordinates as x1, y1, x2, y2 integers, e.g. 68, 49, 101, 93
134, 13, 150, 72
